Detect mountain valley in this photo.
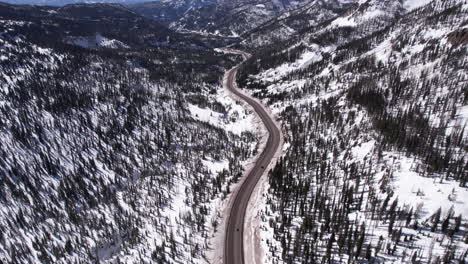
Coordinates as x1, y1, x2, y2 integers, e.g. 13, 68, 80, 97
0, 0, 467, 263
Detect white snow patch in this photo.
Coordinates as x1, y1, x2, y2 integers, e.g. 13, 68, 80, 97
202, 159, 229, 176
188, 91, 256, 135
423, 28, 447, 40
257, 45, 326, 82
403, 0, 433, 11
389, 154, 468, 218
361, 9, 385, 20
351, 140, 375, 160
331, 16, 356, 27
65, 34, 130, 49
116, 192, 131, 213
297, 44, 323, 69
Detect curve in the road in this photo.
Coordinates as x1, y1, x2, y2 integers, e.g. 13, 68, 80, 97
223, 51, 283, 264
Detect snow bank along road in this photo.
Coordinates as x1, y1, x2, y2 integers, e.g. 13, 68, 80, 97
223, 50, 283, 264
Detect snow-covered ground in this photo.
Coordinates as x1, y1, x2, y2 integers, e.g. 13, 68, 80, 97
238, 0, 468, 262
65, 33, 130, 49
388, 154, 468, 218
403, 0, 433, 11
0, 19, 259, 263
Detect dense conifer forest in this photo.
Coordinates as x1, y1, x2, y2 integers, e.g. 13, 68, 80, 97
237, 0, 468, 262
1, 0, 467, 263
0, 3, 257, 263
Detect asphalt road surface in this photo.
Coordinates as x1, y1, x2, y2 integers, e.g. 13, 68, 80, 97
223, 51, 282, 264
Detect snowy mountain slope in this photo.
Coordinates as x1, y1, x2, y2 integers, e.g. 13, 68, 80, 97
130, 0, 314, 37
236, 0, 441, 50
0, 0, 147, 6
0, 4, 259, 263
237, 0, 468, 262
65, 33, 130, 49
129, 0, 217, 26
0, 1, 234, 50
0, 2, 180, 48
1, 0, 467, 263
236, 0, 356, 49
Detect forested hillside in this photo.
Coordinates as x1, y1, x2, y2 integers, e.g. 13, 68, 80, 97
238, 0, 468, 262
1, 0, 468, 263
0, 3, 257, 263
130, 0, 312, 38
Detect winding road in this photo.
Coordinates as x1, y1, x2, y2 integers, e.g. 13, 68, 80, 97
223, 50, 283, 264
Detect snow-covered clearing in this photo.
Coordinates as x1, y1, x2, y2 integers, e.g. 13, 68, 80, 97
387, 154, 468, 218
404, 0, 433, 11
65, 33, 130, 49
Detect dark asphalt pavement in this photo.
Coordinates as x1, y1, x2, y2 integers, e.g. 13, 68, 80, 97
224, 51, 282, 264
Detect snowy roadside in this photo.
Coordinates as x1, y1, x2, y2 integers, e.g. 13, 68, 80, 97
207, 49, 285, 264
243, 104, 285, 264
240, 10, 468, 260
226, 56, 287, 264
206, 64, 268, 264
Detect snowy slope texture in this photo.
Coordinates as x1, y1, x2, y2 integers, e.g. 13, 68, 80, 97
65, 33, 130, 49
0, 5, 257, 263
131, 0, 313, 37
237, 0, 443, 50
0, 2, 187, 49
0, 0, 147, 6
236, 0, 357, 49
129, 0, 218, 26
238, 0, 468, 263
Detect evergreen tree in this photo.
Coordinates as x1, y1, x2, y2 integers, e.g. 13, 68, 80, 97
431, 208, 442, 232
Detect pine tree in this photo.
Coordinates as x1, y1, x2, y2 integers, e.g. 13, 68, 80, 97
431, 208, 441, 232
411, 251, 418, 263
65, 239, 73, 254
380, 194, 391, 220
406, 207, 413, 227
325, 232, 335, 263
355, 223, 366, 259
365, 243, 372, 261
441, 214, 450, 234
388, 210, 397, 235
454, 214, 462, 233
